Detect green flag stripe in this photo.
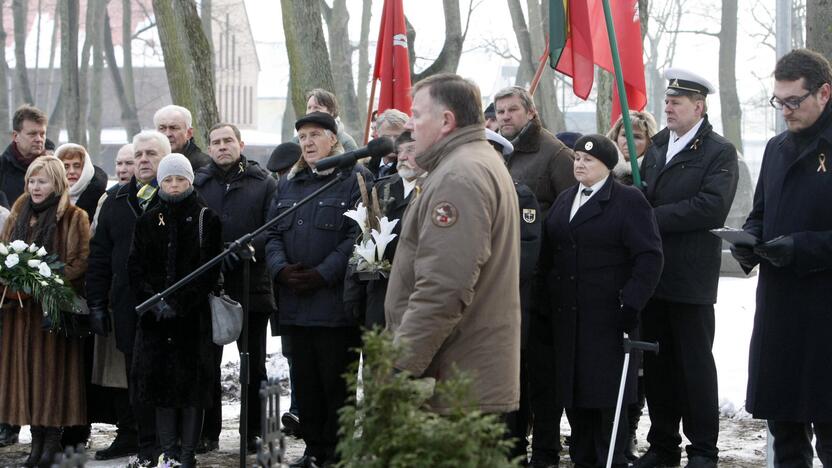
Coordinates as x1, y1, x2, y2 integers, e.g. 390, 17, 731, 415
549, 0, 567, 68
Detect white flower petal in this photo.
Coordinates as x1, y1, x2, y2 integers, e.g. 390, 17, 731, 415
28, 243, 39, 253
0, 243, 8, 255
343, 203, 369, 234
36, 247, 47, 257
4, 254, 19, 268
38, 262, 52, 278
10, 240, 28, 253
27, 259, 42, 268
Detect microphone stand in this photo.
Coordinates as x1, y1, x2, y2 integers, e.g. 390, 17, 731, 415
135, 167, 355, 468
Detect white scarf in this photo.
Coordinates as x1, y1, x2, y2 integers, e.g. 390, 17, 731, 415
56, 144, 95, 204
666, 118, 704, 164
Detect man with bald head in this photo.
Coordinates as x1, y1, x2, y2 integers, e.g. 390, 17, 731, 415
153, 104, 211, 171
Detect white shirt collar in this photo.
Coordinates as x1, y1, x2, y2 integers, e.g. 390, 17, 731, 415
402, 177, 417, 199
666, 117, 704, 163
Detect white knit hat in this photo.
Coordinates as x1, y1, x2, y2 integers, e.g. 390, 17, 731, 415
157, 153, 194, 184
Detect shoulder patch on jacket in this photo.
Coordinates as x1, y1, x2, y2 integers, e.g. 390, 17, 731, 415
431, 201, 458, 227
522, 208, 536, 223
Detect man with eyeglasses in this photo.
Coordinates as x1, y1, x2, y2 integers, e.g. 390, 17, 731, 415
635, 68, 739, 468
732, 48, 832, 467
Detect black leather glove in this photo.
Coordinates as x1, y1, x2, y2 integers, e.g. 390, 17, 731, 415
277, 263, 302, 286
754, 235, 795, 267
222, 251, 241, 274
291, 268, 327, 294
149, 300, 177, 322
730, 244, 762, 270
88, 304, 111, 337
618, 304, 639, 334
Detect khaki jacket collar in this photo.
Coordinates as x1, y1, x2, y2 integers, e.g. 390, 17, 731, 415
415, 125, 486, 173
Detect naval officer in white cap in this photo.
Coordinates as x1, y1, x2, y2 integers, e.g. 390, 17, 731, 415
633, 68, 739, 468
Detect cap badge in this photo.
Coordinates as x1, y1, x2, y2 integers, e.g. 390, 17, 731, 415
670, 78, 680, 88
432, 201, 458, 227
584, 141, 594, 151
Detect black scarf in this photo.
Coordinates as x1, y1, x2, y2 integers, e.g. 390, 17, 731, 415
792, 101, 832, 154
12, 193, 61, 252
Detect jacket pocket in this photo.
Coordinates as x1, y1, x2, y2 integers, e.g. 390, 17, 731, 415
314, 198, 348, 231
273, 199, 298, 231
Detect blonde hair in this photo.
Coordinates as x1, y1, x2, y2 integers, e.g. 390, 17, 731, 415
25, 156, 69, 196
606, 111, 659, 148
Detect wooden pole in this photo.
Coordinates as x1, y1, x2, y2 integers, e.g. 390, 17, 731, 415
363, 78, 378, 144
529, 38, 551, 96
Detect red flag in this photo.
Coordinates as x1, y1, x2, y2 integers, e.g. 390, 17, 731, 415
373, 0, 412, 116
554, 0, 647, 125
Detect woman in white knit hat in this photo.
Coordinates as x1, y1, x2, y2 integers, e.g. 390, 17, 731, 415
127, 153, 222, 468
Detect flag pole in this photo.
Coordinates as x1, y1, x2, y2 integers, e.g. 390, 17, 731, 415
363, 78, 378, 144
600, 0, 642, 188
529, 38, 551, 96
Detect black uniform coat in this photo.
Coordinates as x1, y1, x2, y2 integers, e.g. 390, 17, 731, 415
193, 156, 278, 314
128, 190, 222, 408
0, 143, 30, 208
86, 178, 160, 353
516, 181, 542, 348
181, 139, 212, 171
641, 115, 739, 304
75, 166, 109, 220
541, 177, 663, 408
343, 173, 411, 329
743, 103, 832, 422
265, 161, 372, 329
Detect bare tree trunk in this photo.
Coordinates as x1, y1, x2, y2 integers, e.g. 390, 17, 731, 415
639, 0, 649, 41
0, 0, 11, 148
281, 0, 335, 117
507, 0, 535, 87
123, 0, 136, 109
47, 89, 63, 142
356, 0, 372, 127
13, 0, 34, 105
152, 0, 220, 148
321, 0, 362, 141
103, 11, 141, 139
201, 0, 212, 51
33, 0, 42, 103
806, 0, 832, 61
78, 0, 98, 144
719, 0, 743, 152
281, 78, 296, 142
408, 0, 463, 82
87, 0, 106, 159
526, 0, 565, 132
61, 0, 84, 144
596, 68, 613, 134
44, 0, 59, 109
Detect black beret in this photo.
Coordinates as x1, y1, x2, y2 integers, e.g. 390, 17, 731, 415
268, 142, 302, 173
574, 134, 618, 170
45, 138, 56, 151
555, 131, 583, 150
295, 111, 338, 134
484, 102, 496, 119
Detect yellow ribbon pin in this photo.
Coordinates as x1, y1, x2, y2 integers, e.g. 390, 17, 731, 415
818, 154, 827, 173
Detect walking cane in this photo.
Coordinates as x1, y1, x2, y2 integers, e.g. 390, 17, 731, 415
606, 334, 659, 468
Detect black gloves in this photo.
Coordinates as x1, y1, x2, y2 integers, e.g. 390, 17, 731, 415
730, 244, 762, 270
618, 304, 639, 334
277, 263, 303, 286
149, 300, 177, 322
754, 235, 795, 267
222, 251, 241, 274
88, 304, 111, 337
291, 268, 327, 294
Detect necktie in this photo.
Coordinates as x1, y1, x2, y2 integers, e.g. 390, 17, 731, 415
137, 183, 157, 210
581, 188, 593, 196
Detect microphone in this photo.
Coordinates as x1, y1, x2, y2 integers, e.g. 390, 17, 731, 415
314, 137, 395, 172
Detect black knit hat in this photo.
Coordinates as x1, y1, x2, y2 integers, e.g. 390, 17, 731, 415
574, 134, 618, 170
268, 142, 302, 173
295, 111, 338, 134
484, 102, 496, 119
555, 131, 583, 149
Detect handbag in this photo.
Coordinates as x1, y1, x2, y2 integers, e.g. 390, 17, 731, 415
198, 207, 243, 346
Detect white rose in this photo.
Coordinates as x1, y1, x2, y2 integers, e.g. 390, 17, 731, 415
55, 278, 63, 285
38, 263, 52, 278
28, 243, 39, 253
40, 280, 48, 286
0, 244, 8, 255
5, 254, 19, 268
10, 240, 28, 253
28, 259, 42, 268
36, 247, 47, 257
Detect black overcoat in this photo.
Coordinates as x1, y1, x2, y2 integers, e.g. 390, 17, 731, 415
541, 177, 663, 408
128, 191, 222, 408
743, 105, 832, 422
75, 166, 109, 220
86, 178, 161, 353
193, 157, 277, 314
641, 115, 738, 304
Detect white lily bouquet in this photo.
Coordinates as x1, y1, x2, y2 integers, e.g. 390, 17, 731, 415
344, 202, 399, 279
0, 239, 81, 331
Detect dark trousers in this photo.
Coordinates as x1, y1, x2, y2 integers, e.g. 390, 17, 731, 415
203, 309, 269, 441
126, 352, 159, 460
506, 348, 532, 462
566, 407, 630, 468
641, 299, 719, 461
281, 334, 300, 415
290, 326, 360, 463
528, 327, 562, 464
768, 420, 832, 468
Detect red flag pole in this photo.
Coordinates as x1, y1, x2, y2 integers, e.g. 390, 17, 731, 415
363, 78, 378, 144
529, 38, 551, 96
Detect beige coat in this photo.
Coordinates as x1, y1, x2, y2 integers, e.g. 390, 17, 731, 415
385, 125, 521, 413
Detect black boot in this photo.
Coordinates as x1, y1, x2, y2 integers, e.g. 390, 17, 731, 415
61, 424, 91, 451
23, 426, 45, 467
180, 407, 205, 468
37, 427, 63, 468
0, 423, 20, 446
95, 428, 139, 460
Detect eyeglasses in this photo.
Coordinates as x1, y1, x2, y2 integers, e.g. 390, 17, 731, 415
769, 90, 815, 111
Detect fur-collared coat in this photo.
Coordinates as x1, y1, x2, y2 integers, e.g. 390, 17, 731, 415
0, 192, 90, 426
128, 191, 222, 408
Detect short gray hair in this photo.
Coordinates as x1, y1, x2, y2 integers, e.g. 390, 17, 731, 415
153, 105, 193, 129
133, 130, 172, 156
376, 109, 409, 131
494, 86, 536, 114
116, 143, 135, 160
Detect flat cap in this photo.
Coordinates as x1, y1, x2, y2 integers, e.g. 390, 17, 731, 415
295, 111, 338, 134
268, 142, 302, 173
663, 67, 716, 96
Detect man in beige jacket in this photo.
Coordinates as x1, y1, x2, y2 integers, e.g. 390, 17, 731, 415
385, 73, 521, 414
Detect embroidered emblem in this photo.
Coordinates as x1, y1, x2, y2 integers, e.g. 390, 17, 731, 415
523, 208, 536, 224
818, 153, 827, 173
432, 202, 458, 227
158, 213, 165, 226
584, 141, 594, 151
